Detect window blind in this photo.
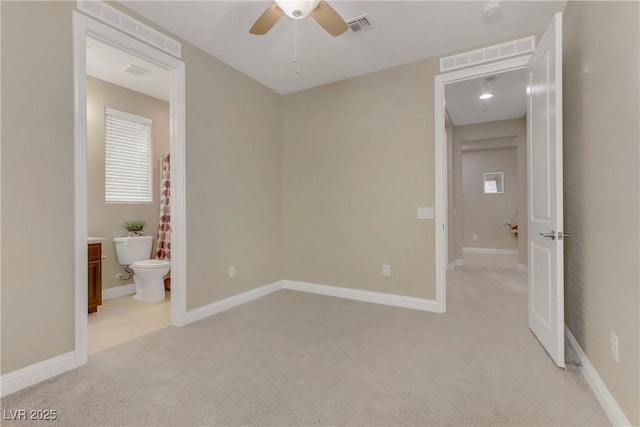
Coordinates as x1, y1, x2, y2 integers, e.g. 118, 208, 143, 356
104, 107, 153, 203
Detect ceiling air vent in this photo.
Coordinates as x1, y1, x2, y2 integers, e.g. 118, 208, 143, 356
439, 36, 536, 72
344, 14, 373, 35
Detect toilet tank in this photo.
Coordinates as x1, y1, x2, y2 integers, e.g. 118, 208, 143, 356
113, 235, 153, 265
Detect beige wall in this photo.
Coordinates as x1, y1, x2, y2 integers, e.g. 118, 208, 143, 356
1, 1, 76, 374
451, 118, 527, 264
461, 146, 518, 250
87, 77, 170, 290
563, 2, 640, 425
109, 1, 284, 312
1, 1, 283, 373
5, 5, 637, 425
182, 40, 283, 310
283, 59, 438, 299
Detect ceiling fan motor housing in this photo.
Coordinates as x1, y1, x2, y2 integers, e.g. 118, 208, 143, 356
275, 0, 321, 19
250, 0, 348, 37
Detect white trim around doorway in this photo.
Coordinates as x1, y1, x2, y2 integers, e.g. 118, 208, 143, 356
72, 11, 187, 370
434, 55, 531, 313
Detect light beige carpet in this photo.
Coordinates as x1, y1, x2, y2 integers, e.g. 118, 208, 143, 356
1, 267, 609, 426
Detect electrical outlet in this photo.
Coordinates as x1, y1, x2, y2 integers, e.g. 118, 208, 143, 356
473, 234, 478, 240
382, 264, 391, 277
229, 265, 236, 279
610, 332, 619, 363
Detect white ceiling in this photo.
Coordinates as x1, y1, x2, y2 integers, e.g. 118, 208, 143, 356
86, 36, 170, 101
120, 1, 566, 95
445, 68, 528, 126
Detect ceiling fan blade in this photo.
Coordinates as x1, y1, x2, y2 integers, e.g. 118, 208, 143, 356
249, 3, 284, 35
310, 0, 348, 37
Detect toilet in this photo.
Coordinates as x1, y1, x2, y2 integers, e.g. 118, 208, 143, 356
113, 235, 170, 303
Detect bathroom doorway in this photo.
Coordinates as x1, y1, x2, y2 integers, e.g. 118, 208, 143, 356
73, 11, 187, 365
85, 35, 172, 354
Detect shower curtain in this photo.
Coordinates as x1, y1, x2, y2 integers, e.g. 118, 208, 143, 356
155, 153, 171, 291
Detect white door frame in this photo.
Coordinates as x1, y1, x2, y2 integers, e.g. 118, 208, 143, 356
72, 11, 187, 367
434, 55, 531, 313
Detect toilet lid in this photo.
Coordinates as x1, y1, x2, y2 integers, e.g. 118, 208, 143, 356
132, 259, 171, 269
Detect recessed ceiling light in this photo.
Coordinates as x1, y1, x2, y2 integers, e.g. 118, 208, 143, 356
479, 93, 494, 100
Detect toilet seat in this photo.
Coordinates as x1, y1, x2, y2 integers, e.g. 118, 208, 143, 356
132, 259, 171, 270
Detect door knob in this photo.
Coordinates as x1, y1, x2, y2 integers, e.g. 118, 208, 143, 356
539, 231, 571, 240
539, 231, 556, 240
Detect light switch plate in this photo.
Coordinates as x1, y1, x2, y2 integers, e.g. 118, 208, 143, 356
417, 207, 434, 219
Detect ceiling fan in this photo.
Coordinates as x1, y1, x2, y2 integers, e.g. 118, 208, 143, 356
249, 0, 348, 37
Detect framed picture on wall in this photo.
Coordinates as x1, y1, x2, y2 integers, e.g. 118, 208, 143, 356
484, 172, 504, 194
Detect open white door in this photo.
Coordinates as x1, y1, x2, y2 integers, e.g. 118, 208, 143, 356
527, 12, 565, 368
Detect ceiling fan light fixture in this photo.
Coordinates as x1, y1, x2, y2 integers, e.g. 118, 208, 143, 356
479, 93, 494, 100
275, 0, 321, 19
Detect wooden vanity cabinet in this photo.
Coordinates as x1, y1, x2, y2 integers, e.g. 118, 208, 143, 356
88, 243, 102, 313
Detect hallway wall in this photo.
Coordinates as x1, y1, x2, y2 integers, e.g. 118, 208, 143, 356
461, 145, 518, 251
450, 118, 527, 265
563, 2, 640, 424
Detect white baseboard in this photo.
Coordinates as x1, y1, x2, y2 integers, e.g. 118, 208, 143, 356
565, 326, 632, 427
0, 281, 285, 397
184, 281, 284, 325
183, 279, 442, 325
452, 259, 526, 272
284, 280, 441, 313
462, 247, 518, 269
0, 278, 441, 399
462, 247, 518, 255
102, 283, 136, 300
0, 351, 77, 397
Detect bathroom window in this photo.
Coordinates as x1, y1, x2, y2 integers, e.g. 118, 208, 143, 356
104, 107, 152, 203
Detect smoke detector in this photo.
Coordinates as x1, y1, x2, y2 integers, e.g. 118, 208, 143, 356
483, 0, 502, 18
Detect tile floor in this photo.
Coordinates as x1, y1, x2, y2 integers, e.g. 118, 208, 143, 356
88, 291, 171, 355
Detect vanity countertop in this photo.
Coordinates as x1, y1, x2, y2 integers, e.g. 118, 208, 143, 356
87, 237, 105, 244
